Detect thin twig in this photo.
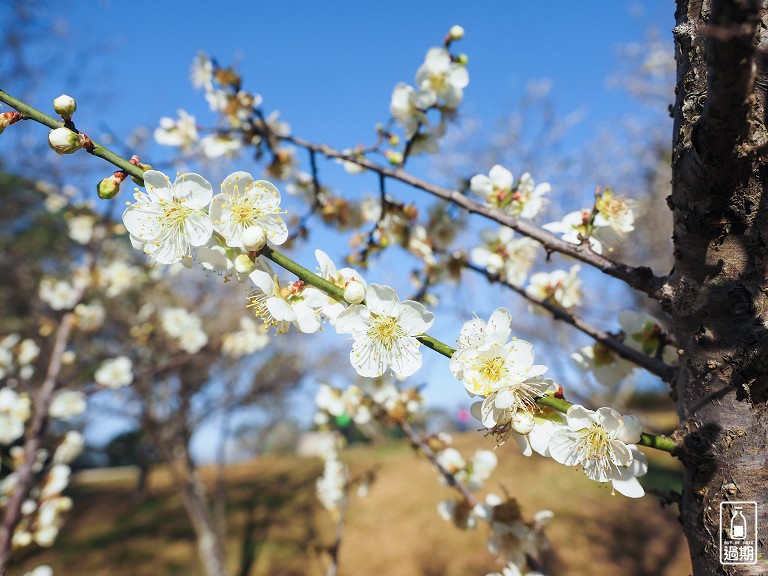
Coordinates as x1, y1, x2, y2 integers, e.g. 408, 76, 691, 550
464, 260, 677, 382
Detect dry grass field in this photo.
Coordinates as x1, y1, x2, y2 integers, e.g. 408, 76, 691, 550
12, 431, 691, 576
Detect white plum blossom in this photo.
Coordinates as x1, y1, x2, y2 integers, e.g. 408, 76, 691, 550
94, 356, 133, 389
197, 244, 234, 273
209, 172, 288, 249
335, 284, 434, 378
122, 170, 213, 265
39, 278, 80, 310
470, 165, 514, 207
571, 343, 635, 387
316, 448, 348, 520
160, 307, 208, 353
154, 109, 199, 150
414, 47, 469, 109
49, 390, 86, 421
543, 210, 604, 254
23, 566, 53, 576
190, 52, 214, 91
314, 249, 366, 324
74, 302, 105, 332
619, 310, 667, 356
200, 134, 242, 159
594, 188, 635, 235
0, 389, 31, 444
470, 227, 538, 286
470, 167, 549, 218
17, 339, 40, 367
526, 265, 582, 311
248, 268, 325, 334
221, 317, 270, 358
548, 405, 646, 497
390, 83, 426, 138
450, 308, 547, 398
53, 431, 85, 465
515, 172, 550, 219
66, 214, 96, 245
98, 260, 143, 297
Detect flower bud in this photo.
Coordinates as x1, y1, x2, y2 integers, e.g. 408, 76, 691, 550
449, 25, 465, 40
343, 280, 366, 304
234, 253, 255, 274
242, 225, 267, 251
97, 175, 122, 200
384, 150, 403, 166
0, 111, 22, 135
48, 127, 82, 154
388, 134, 400, 147
53, 94, 77, 119
457, 53, 469, 66
511, 412, 535, 435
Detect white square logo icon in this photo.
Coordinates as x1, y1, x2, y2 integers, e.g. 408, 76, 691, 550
720, 501, 758, 565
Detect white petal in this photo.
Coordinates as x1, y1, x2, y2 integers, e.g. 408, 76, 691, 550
611, 476, 645, 498
565, 404, 595, 431
548, 430, 581, 466
398, 301, 434, 334
142, 170, 173, 202
365, 284, 399, 317
173, 173, 213, 208
334, 306, 369, 336
485, 308, 512, 345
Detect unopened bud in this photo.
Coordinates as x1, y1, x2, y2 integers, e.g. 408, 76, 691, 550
53, 94, 77, 119
0, 111, 22, 135
449, 25, 465, 40
242, 225, 267, 252
388, 134, 400, 146
511, 412, 535, 435
48, 127, 82, 154
457, 53, 469, 66
384, 150, 403, 166
343, 280, 366, 304
97, 174, 123, 200
234, 254, 255, 274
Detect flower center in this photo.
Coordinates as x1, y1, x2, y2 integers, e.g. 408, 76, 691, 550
368, 315, 403, 350
577, 422, 611, 464
429, 72, 449, 93
478, 356, 506, 385
230, 197, 262, 226
160, 199, 192, 228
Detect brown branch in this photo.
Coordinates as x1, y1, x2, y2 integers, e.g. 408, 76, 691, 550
279, 133, 667, 299
0, 308, 81, 573
463, 261, 677, 382
398, 420, 479, 508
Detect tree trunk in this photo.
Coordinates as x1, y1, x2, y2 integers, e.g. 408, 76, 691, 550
163, 441, 229, 576
671, 1, 768, 574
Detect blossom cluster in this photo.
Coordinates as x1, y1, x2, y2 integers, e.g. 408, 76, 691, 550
427, 432, 552, 574
449, 308, 648, 498
1, 431, 84, 552
543, 188, 635, 254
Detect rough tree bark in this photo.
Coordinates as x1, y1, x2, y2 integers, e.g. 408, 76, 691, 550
670, 0, 768, 574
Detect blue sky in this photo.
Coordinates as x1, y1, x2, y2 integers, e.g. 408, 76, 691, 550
5, 1, 677, 457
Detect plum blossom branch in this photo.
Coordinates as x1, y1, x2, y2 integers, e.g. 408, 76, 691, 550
398, 420, 479, 508
279, 133, 667, 299
260, 245, 677, 454
0, 89, 145, 184
0, 250, 94, 572
463, 260, 677, 382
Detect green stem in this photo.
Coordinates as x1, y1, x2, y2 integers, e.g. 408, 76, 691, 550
0, 89, 145, 184
262, 245, 677, 455
0, 89, 677, 456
